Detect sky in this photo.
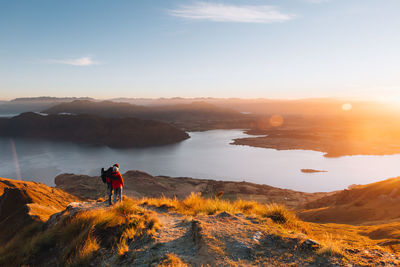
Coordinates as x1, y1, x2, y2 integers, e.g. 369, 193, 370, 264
0, 0, 400, 100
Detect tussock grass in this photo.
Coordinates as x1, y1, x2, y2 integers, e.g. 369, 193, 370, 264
264, 203, 298, 225
142, 195, 180, 210
141, 193, 303, 229
117, 238, 129, 256
317, 233, 344, 258
0, 198, 160, 266
157, 253, 188, 267
69, 233, 100, 266
141, 192, 293, 218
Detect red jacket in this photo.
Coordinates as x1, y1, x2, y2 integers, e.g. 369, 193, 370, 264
110, 171, 124, 189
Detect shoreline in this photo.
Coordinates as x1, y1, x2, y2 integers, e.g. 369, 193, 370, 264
232, 129, 400, 158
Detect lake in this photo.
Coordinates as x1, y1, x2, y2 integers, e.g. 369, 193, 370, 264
1, 129, 400, 192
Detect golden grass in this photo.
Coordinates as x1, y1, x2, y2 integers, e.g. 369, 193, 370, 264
144, 193, 250, 214
0, 197, 160, 266
2, 194, 397, 266
70, 233, 100, 266
157, 253, 188, 267
141, 193, 301, 228
316, 233, 344, 257
117, 238, 129, 256
140, 193, 397, 263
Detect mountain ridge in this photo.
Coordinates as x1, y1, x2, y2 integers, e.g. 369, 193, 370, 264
0, 112, 190, 147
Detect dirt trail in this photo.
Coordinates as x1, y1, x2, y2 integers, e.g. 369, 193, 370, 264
129, 209, 197, 266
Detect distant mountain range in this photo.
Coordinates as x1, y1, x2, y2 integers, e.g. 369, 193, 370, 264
3, 96, 398, 118
42, 100, 253, 131
0, 96, 95, 114
11, 97, 94, 102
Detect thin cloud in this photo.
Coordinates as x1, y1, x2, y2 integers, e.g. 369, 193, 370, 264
306, 0, 331, 3
169, 2, 295, 23
49, 56, 99, 66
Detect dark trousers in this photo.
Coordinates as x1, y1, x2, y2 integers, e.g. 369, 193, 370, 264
108, 183, 122, 205
107, 183, 113, 205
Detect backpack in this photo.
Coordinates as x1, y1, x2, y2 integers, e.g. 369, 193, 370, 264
101, 167, 118, 183
101, 167, 114, 183
101, 168, 107, 183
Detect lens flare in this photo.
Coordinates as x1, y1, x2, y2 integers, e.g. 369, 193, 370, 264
270, 114, 284, 127
10, 139, 22, 180
342, 103, 352, 111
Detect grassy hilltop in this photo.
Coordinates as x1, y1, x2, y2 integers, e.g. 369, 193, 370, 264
1, 176, 400, 266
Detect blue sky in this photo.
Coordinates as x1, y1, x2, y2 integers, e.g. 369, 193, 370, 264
1, 0, 400, 100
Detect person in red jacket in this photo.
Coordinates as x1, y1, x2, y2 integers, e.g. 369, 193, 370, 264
107, 163, 124, 205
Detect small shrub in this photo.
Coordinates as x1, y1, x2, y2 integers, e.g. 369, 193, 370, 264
117, 239, 129, 256
142, 195, 179, 210
264, 203, 297, 224
121, 227, 136, 241
147, 216, 161, 235
317, 234, 344, 258
233, 199, 260, 214
70, 234, 100, 266
157, 253, 188, 267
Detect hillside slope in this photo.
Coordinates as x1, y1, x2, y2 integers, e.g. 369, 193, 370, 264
0, 177, 78, 245
2, 177, 400, 266
298, 177, 400, 225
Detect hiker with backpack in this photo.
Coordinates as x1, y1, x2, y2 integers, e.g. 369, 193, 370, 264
101, 163, 124, 206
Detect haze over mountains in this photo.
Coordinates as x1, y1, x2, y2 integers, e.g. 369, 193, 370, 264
43, 100, 252, 131
0, 97, 94, 115
2, 96, 400, 156
2, 96, 399, 116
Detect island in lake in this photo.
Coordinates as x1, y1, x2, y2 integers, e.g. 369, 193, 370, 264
301, 169, 327, 173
